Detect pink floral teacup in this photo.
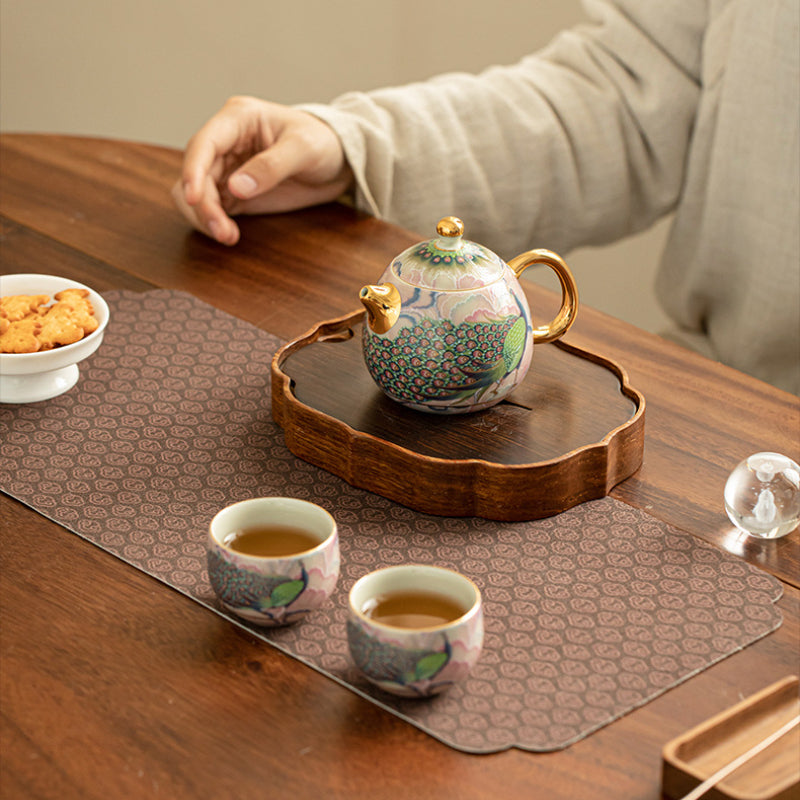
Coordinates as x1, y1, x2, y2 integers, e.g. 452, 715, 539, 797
347, 564, 483, 697
208, 497, 339, 626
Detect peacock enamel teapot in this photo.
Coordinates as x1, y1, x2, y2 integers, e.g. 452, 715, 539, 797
359, 216, 579, 414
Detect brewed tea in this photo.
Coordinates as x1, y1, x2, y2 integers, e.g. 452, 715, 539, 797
223, 525, 320, 557
364, 590, 468, 629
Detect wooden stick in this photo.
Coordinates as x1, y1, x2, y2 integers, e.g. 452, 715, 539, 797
678, 715, 800, 800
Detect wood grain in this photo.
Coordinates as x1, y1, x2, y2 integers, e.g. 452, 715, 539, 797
1, 133, 799, 800
1, 134, 796, 582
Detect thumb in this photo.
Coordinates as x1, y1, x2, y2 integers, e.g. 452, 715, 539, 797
227, 170, 260, 199
227, 136, 311, 200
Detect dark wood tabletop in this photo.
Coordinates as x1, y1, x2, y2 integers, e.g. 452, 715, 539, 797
1, 133, 798, 800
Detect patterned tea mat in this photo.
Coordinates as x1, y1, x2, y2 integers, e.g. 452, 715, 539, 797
0, 290, 783, 753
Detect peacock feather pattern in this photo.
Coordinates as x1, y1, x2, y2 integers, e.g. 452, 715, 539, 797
208, 548, 308, 618
346, 619, 454, 696
362, 311, 529, 407
394, 239, 499, 275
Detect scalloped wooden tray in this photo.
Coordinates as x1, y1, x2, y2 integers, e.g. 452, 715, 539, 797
271, 310, 645, 521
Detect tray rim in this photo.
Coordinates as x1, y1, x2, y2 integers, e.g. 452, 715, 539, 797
661, 675, 800, 800
271, 309, 646, 520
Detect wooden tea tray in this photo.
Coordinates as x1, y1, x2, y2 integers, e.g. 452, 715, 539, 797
271, 310, 645, 521
662, 676, 800, 800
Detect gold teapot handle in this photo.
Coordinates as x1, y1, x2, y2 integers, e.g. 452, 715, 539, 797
507, 249, 579, 344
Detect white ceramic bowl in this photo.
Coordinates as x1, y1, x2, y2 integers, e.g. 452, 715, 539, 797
0, 274, 110, 403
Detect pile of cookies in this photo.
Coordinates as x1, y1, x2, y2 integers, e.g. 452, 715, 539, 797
0, 289, 99, 354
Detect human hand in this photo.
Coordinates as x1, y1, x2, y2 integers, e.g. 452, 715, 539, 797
171, 96, 353, 245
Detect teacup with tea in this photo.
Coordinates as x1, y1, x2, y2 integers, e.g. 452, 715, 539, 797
207, 497, 340, 626
347, 564, 483, 697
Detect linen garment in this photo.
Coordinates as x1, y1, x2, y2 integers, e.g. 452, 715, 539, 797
302, 0, 800, 394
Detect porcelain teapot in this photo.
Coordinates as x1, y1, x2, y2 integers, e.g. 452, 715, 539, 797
359, 216, 579, 414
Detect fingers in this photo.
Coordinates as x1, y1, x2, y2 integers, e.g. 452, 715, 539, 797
173, 100, 257, 243
172, 98, 352, 244
223, 116, 352, 213
206, 214, 241, 247
171, 175, 241, 246
180, 106, 242, 205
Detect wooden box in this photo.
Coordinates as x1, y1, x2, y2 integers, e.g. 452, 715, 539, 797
662, 676, 800, 800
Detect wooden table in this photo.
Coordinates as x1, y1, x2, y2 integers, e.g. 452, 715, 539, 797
1, 134, 798, 799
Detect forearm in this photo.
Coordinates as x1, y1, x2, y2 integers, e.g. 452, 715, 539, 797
301, 0, 705, 257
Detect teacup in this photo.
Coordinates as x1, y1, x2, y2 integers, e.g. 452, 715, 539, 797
207, 497, 339, 626
347, 564, 483, 697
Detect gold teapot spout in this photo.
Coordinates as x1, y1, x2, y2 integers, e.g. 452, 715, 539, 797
359, 283, 401, 334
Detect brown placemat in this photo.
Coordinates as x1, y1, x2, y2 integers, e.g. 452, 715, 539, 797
0, 290, 783, 754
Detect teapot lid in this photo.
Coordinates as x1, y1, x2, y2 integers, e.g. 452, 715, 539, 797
388, 217, 506, 290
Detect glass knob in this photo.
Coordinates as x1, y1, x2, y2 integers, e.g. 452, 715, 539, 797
724, 452, 800, 539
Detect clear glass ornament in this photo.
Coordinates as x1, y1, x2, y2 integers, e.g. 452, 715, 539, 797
724, 452, 800, 539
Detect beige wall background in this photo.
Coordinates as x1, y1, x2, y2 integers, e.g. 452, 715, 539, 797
0, 0, 671, 333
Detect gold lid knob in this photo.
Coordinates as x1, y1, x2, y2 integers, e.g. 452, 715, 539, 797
436, 216, 464, 238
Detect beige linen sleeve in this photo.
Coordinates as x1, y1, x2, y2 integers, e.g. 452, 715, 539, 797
299, 0, 705, 258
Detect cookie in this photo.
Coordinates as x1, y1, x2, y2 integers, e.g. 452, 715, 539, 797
0, 294, 50, 322
53, 288, 99, 335
0, 316, 43, 353
36, 307, 85, 350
